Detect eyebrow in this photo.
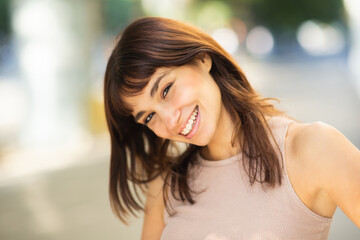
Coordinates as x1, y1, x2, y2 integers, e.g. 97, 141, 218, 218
150, 71, 170, 97
134, 70, 171, 122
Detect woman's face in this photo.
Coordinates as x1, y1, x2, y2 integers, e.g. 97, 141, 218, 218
125, 55, 225, 147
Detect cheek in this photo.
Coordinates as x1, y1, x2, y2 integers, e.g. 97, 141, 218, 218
172, 80, 200, 106
173, 88, 193, 106
149, 122, 171, 138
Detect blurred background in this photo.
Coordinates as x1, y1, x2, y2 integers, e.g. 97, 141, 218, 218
0, 0, 359, 239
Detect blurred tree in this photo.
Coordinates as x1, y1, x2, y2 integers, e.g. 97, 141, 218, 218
0, 0, 10, 37
0, 0, 12, 75
249, 0, 345, 33
193, 0, 345, 33
247, 0, 347, 54
103, 0, 144, 34
191, 0, 346, 55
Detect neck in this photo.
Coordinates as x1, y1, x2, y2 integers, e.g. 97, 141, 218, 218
200, 106, 242, 161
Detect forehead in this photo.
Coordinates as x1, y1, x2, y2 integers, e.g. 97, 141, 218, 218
124, 67, 173, 113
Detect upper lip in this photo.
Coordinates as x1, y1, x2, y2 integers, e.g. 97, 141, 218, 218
178, 106, 197, 134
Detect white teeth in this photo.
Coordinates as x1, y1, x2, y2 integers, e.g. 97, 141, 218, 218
181, 107, 198, 136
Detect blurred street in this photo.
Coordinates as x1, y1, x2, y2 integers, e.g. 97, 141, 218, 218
1, 0, 359, 239
0, 57, 359, 240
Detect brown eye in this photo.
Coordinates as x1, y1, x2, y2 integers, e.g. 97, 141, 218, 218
162, 83, 173, 98
144, 112, 155, 124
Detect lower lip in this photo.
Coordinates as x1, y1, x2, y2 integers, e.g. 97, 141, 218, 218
185, 107, 200, 139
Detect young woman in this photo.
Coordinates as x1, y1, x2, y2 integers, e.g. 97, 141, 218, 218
104, 17, 360, 240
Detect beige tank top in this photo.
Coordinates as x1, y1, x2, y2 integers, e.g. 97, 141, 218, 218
161, 116, 332, 240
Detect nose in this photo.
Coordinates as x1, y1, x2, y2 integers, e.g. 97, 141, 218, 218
158, 106, 180, 131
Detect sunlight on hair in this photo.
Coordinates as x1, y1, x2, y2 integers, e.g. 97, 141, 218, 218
211, 27, 239, 55
296, 20, 345, 56
245, 26, 274, 57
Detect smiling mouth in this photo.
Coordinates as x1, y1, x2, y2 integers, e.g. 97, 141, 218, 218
180, 106, 199, 136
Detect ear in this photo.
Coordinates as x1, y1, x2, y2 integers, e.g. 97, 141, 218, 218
197, 53, 212, 73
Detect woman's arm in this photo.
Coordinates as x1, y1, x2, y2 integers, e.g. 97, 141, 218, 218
290, 121, 360, 227
141, 175, 166, 240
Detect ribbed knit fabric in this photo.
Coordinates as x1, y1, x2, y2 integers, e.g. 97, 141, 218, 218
161, 116, 332, 240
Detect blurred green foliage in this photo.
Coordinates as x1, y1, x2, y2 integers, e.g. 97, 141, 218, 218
249, 0, 345, 32
0, 0, 347, 41
103, 0, 144, 34
193, 0, 345, 33
0, 0, 10, 35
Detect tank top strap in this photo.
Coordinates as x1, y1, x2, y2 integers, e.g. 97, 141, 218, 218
267, 116, 295, 156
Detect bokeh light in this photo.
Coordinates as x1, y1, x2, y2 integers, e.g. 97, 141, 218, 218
211, 27, 239, 54
343, 0, 360, 98
296, 20, 345, 56
196, 1, 232, 31
0, 1, 359, 239
231, 18, 248, 44
141, 0, 189, 19
0, 81, 27, 141
245, 26, 274, 57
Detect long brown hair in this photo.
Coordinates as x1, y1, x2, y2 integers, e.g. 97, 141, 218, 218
104, 17, 284, 223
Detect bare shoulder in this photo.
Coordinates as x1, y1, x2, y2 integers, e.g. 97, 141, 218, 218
287, 121, 335, 147
286, 120, 359, 164
285, 120, 360, 225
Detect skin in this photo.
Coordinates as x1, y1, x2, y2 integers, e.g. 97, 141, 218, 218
285, 121, 360, 224
127, 54, 240, 160
125, 55, 360, 239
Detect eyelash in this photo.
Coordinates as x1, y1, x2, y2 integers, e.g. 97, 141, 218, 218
162, 83, 172, 98
144, 82, 173, 125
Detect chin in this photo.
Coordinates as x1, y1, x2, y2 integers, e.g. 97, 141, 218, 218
191, 141, 208, 147
190, 136, 212, 147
